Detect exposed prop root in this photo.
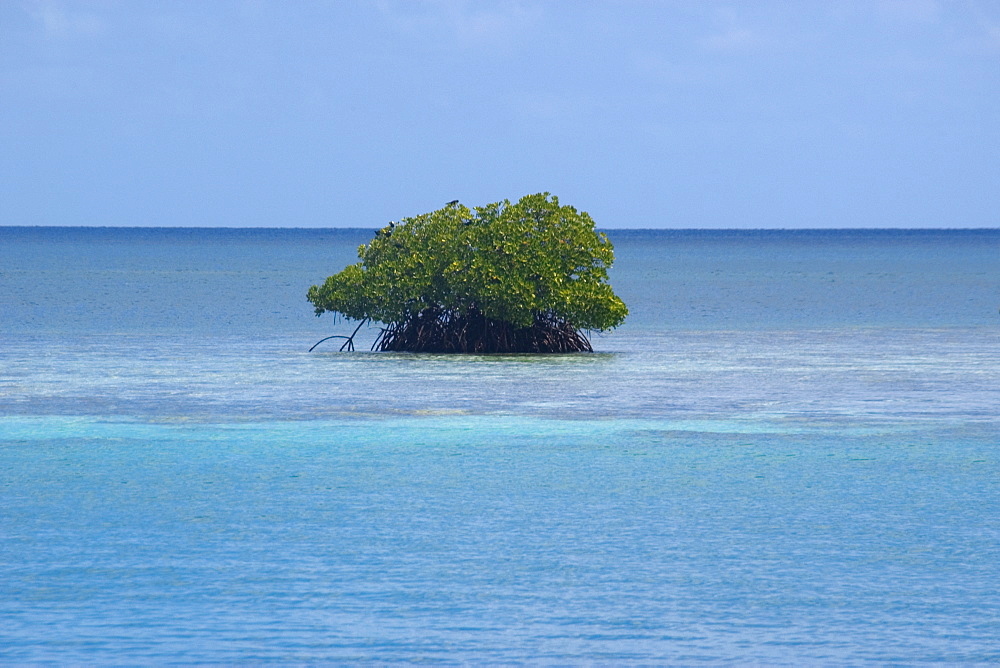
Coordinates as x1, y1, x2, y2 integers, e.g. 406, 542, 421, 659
309, 319, 368, 352
372, 308, 592, 353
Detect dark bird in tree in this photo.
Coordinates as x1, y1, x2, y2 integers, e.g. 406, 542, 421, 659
446, 200, 459, 206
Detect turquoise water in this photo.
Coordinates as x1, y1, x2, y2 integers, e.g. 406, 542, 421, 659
1, 228, 999, 662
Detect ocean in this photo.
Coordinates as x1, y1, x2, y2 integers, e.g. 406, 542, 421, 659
1, 227, 998, 663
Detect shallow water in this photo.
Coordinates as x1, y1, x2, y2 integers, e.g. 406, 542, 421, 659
1, 228, 999, 663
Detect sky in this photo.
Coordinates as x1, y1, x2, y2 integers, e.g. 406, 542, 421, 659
1, 1, 998, 229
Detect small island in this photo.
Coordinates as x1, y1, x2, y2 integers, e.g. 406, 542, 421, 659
307, 193, 628, 353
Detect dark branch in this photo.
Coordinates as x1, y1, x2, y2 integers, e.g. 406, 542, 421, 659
309, 318, 369, 352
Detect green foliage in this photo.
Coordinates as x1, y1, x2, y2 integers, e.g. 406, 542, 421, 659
307, 193, 628, 350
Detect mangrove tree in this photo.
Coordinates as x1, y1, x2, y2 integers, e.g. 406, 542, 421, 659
307, 193, 627, 353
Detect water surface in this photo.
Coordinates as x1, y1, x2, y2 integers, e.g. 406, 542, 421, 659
1, 228, 998, 663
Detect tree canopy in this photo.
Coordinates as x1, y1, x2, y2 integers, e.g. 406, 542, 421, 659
307, 193, 628, 352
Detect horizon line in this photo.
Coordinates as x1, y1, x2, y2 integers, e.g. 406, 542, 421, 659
2, 225, 999, 232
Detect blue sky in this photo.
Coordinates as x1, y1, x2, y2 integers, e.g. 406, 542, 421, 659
2, 1, 998, 228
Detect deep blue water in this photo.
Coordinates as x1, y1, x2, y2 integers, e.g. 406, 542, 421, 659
1, 227, 999, 663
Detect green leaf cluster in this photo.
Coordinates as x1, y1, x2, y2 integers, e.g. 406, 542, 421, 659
307, 193, 628, 331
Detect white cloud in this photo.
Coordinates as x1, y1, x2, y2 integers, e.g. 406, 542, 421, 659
967, 0, 1000, 54
25, 0, 105, 38
874, 0, 941, 24
376, 0, 541, 52
698, 7, 765, 53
